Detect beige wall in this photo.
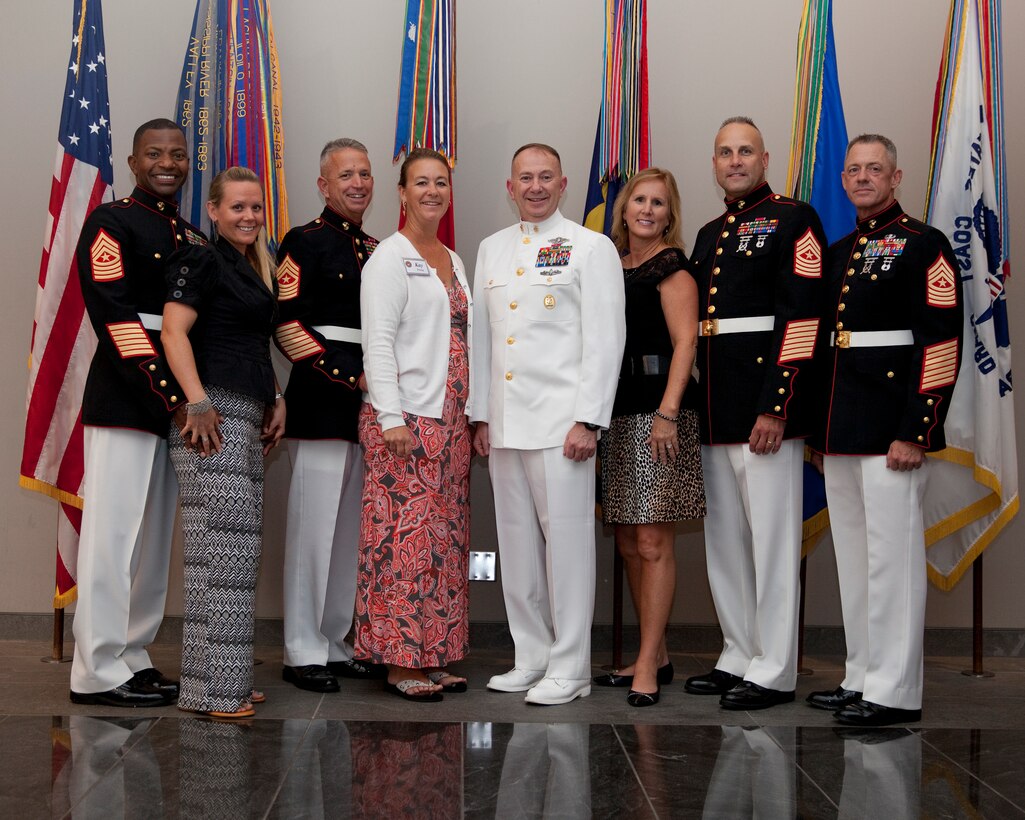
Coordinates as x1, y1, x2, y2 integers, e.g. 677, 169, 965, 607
2, 0, 1022, 630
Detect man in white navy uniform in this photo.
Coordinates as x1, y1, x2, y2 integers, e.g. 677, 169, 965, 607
70, 119, 206, 707
471, 143, 626, 705
806, 135, 962, 726
274, 139, 385, 692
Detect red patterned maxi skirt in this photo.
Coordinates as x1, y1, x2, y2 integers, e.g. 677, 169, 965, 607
355, 284, 471, 667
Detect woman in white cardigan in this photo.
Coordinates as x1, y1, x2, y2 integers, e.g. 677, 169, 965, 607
355, 148, 474, 702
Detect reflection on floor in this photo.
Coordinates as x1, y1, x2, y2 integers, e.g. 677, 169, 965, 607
1, 642, 1023, 817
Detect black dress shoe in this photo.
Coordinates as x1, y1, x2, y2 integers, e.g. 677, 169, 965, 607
593, 662, 675, 688
283, 664, 340, 693
719, 681, 796, 710
627, 686, 660, 707
684, 668, 742, 695
132, 667, 180, 697
806, 685, 862, 711
70, 680, 173, 708
834, 699, 921, 726
327, 659, 388, 680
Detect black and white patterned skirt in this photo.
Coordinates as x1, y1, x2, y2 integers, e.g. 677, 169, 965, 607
169, 385, 265, 713
599, 409, 706, 525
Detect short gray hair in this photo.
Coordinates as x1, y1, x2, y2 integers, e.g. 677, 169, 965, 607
320, 138, 369, 172
719, 115, 758, 131
846, 134, 897, 166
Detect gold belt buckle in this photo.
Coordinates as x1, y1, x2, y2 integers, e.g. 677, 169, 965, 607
702, 318, 719, 336
836, 330, 851, 348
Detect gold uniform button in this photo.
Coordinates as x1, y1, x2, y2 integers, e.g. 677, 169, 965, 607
712, 267, 721, 275
510, 301, 518, 310
917, 435, 925, 442
847, 268, 855, 276
547, 276, 553, 283
516, 267, 524, 276
738, 200, 746, 208
836, 322, 844, 330
887, 371, 895, 378
522, 237, 531, 245
332, 369, 339, 376
170, 395, 178, 403
745, 250, 753, 256
355, 238, 362, 245
171, 219, 177, 226
342, 222, 350, 230
505, 371, 513, 381
157, 202, 165, 211
357, 253, 364, 260
122, 198, 130, 203
774, 405, 781, 412
716, 248, 723, 256
148, 364, 157, 372
315, 218, 322, 224
154, 253, 161, 259
869, 220, 877, 229
783, 370, 790, 377
721, 231, 729, 238
318, 360, 325, 366
902, 217, 909, 223
853, 252, 862, 259
349, 377, 356, 384
778, 388, 785, 395
870, 274, 878, 281
176, 234, 183, 241
756, 357, 764, 364
859, 237, 868, 245
842, 285, 850, 294
707, 305, 716, 314
838, 303, 846, 311
710, 287, 718, 295
923, 416, 931, 423
159, 379, 167, 387
507, 337, 515, 345
927, 399, 935, 406
727, 215, 736, 224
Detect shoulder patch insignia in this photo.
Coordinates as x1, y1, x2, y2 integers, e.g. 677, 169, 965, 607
107, 321, 156, 359
90, 229, 124, 282
926, 255, 958, 307
920, 338, 959, 391
778, 318, 819, 362
793, 229, 822, 278
275, 320, 323, 362
277, 254, 300, 301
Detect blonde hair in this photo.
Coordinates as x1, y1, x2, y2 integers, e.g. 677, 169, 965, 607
208, 166, 274, 290
609, 167, 685, 255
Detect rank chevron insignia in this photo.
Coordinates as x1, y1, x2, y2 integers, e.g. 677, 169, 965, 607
276, 254, 300, 300
90, 229, 124, 281
793, 228, 822, 278
926, 254, 958, 307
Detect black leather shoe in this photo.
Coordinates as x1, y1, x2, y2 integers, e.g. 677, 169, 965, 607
283, 664, 340, 693
806, 685, 862, 711
627, 686, 660, 707
70, 680, 173, 708
593, 662, 674, 688
834, 699, 921, 726
327, 659, 388, 680
684, 668, 742, 695
132, 667, 180, 697
719, 681, 796, 710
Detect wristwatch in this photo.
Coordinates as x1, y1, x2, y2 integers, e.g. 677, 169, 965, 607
582, 422, 600, 431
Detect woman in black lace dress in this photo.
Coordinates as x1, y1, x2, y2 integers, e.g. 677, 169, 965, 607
593, 167, 706, 707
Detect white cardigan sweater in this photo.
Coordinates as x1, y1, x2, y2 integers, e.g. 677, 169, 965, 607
360, 231, 473, 431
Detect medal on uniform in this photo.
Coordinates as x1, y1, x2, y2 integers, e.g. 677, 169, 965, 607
543, 294, 556, 310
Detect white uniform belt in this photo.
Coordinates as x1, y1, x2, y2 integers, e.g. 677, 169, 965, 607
138, 313, 162, 331
700, 315, 774, 336
313, 325, 362, 344
830, 330, 913, 348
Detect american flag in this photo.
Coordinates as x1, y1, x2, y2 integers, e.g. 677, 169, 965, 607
20, 0, 113, 608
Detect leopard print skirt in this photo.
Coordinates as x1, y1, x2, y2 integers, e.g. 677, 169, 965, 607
599, 409, 706, 525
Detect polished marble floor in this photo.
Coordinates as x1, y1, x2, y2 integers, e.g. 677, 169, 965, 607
1, 640, 1023, 817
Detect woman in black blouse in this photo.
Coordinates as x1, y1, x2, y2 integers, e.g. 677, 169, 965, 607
162, 166, 285, 719
592, 167, 705, 707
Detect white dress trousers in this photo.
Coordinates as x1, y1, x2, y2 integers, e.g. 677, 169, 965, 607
282, 439, 363, 667
489, 446, 597, 681
700, 440, 803, 691
823, 454, 929, 710
70, 426, 177, 693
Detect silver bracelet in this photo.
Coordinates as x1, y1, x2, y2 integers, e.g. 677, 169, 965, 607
187, 397, 213, 415
274, 391, 285, 400
653, 408, 679, 423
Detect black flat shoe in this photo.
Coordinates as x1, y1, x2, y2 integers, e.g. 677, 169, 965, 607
834, 699, 921, 726
593, 661, 675, 688
806, 685, 862, 711
719, 681, 796, 710
283, 664, 340, 693
684, 668, 741, 695
132, 667, 180, 697
70, 680, 173, 708
627, 686, 660, 707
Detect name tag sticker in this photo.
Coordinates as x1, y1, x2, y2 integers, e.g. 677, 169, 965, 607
403, 258, 431, 276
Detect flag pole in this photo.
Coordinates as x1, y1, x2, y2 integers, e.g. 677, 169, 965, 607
961, 556, 993, 678
42, 608, 70, 664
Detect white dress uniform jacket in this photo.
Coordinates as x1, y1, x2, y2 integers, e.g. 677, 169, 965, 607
470, 210, 625, 441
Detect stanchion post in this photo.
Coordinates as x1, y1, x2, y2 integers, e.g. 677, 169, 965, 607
961, 555, 993, 678
797, 556, 812, 675
42, 607, 71, 664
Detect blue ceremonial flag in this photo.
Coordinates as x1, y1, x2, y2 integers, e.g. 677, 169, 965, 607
583, 120, 623, 238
